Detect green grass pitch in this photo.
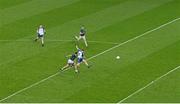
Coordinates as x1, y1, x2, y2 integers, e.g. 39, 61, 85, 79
0, 0, 180, 103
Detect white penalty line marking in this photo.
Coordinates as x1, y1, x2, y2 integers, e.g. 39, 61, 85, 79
118, 65, 180, 103
0, 39, 119, 45
0, 17, 180, 102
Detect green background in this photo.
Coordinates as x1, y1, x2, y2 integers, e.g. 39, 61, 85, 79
0, 0, 180, 103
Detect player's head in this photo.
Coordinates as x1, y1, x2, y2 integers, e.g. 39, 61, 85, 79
81, 26, 85, 30
75, 52, 78, 54
39, 25, 43, 28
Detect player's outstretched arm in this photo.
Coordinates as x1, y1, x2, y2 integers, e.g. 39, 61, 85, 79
76, 45, 80, 50
65, 55, 71, 58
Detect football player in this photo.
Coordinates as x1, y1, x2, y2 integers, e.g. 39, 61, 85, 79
61, 52, 79, 73
75, 26, 88, 47
35, 25, 46, 47
76, 45, 90, 69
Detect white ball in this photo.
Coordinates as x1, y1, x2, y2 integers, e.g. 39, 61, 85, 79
116, 56, 120, 59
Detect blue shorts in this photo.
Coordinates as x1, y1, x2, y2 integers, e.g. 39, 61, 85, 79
77, 58, 83, 63
38, 34, 44, 38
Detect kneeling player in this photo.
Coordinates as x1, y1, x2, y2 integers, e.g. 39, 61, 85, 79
61, 52, 79, 73
76, 45, 90, 69
35, 25, 46, 47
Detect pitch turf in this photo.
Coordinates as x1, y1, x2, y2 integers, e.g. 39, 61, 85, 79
0, 0, 180, 103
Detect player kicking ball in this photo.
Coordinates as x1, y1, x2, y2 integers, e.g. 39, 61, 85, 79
75, 26, 88, 47
76, 45, 90, 70
34, 25, 46, 47
61, 52, 79, 73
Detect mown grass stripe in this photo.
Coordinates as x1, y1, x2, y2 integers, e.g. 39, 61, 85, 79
0, 0, 171, 66
0, 0, 80, 27
48, 0, 174, 39
0, 17, 179, 103
0, 0, 30, 10
0, 0, 126, 40
118, 65, 180, 103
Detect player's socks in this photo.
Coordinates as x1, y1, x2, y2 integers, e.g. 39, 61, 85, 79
84, 41, 88, 47
75, 69, 79, 73
41, 39, 44, 46
84, 62, 89, 68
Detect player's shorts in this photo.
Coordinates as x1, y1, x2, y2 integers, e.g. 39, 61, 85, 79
80, 33, 85, 36
38, 33, 44, 38
79, 36, 86, 40
77, 58, 84, 63
68, 59, 74, 66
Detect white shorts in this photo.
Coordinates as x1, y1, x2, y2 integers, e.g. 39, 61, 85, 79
79, 36, 86, 40
67, 59, 74, 64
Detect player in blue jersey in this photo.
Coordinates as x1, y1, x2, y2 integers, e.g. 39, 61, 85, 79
61, 52, 79, 73
76, 45, 90, 70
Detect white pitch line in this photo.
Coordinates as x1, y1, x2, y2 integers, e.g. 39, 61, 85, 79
0, 17, 179, 102
47, 40, 119, 44
0, 40, 73, 42
118, 65, 180, 103
0, 39, 119, 45
88, 18, 180, 60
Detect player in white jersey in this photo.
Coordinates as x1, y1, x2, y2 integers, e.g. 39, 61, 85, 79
75, 26, 88, 47
76, 45, 90, 70
35, 25, 46, 47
